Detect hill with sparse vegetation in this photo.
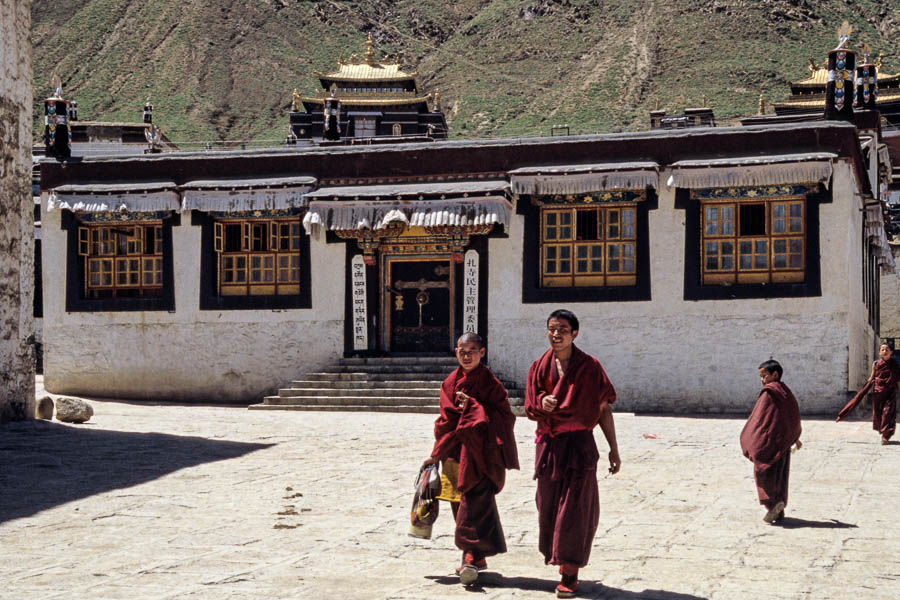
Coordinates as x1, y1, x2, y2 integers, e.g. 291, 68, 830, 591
31, 0, 900, 147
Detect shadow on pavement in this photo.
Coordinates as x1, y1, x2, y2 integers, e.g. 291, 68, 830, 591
426, 574, 708, 598
0, 420, 273, 524
775, 517, 858, 529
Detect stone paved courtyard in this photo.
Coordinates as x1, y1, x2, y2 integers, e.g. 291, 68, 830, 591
2, 380, 899, 599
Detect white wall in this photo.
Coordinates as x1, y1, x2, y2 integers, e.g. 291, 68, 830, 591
41, 208, 344, 402
880, 244, 900, 339
488, 164, 870, 414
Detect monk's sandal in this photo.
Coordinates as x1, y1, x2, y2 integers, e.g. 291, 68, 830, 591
457, 552, 483, 585
763, 501, 786, 524
556, 567, 579, 598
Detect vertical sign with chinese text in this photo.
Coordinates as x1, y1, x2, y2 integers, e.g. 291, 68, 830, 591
351, 254, 368, 351
463, 250, 479, 334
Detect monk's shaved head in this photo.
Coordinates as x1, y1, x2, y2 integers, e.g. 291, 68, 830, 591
457, 332, 484, 349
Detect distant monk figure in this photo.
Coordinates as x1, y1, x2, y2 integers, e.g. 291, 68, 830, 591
836, 342, 900, 444
525, 309, 620, 599
422, 332, 519, 586
740, 359, 802, 524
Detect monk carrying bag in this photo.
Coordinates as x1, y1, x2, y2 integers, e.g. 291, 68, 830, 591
408, 464, 441, 539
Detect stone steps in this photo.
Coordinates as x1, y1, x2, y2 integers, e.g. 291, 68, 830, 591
249, 356, 524, 413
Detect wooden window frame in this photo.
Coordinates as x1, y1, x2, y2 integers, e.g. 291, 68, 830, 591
213, 217, 302, 297
78, 223, 164, 298
540, 204, 638, 288
700, 197, 806, 286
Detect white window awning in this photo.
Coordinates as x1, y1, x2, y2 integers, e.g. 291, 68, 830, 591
47, 181, 179, 213
180, 176, 316, 212
666, 153, 837, 189
508, 162, 659, 195
865, 202, 897, 273
303, 180, 510, 200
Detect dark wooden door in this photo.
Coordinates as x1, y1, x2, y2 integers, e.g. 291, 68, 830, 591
386, 258, 453, 352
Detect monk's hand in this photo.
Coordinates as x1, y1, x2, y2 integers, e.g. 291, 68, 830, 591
607, 450, 621, 475
542, 394, 558, 412
422, 456, 437, 469
794, 440, 802, 451
455, 391, 470, 408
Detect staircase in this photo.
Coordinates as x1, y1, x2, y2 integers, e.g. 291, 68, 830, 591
249, 356, 525, 414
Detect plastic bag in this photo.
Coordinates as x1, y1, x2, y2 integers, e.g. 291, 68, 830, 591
408, 464, 441, 539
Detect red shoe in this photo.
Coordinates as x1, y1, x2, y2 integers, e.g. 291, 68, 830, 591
556, 565, 579, 598
456, 552, 486, 585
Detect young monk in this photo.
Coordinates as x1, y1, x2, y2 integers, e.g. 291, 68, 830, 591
525, 309, 620, 599
836, 343, 900, 444
422, 332, 519, 586
740, 359, 802, 524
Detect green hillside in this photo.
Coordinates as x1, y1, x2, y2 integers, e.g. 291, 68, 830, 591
31, 0, 900, 146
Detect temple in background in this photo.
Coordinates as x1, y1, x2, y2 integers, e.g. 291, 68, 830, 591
289, 36, 448, 143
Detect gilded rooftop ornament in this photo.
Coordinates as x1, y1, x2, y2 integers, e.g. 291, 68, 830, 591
834, 21, 852, 50
860, 43, 872, 65
50, 74, 63, 99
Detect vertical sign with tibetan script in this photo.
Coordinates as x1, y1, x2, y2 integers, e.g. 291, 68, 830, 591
351, 254, 368, 351
463, 249, 479, 334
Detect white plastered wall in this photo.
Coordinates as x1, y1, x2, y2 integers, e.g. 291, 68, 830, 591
40, 206, 344, 402
488, 162, 871, 414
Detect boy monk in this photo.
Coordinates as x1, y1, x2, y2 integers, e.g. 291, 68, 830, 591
525, 309, 620, 599
740, 359, 802, 524
422, 332, 519, 586
836, 342, 900, 444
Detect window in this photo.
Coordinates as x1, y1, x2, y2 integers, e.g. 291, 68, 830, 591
541, 204, 637, 287
77, 223, 163, 298
213, 218, 301, 296
701, 198, 804, 285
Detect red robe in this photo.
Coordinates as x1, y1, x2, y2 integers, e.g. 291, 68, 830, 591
740, 381, 801, 509
837, 359, 900, 439
525, 345, 616, 568
430, 363, 519, 558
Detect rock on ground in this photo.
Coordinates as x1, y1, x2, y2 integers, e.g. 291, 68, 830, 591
54, 397, 93, 423
34, 396, 54, 420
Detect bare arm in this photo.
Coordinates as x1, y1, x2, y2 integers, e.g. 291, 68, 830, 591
597, 401, 620, 474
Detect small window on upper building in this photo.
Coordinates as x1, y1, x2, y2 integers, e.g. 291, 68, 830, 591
540, 202, 638, 288
701, 197, 805, 285
212, 217, 302, 297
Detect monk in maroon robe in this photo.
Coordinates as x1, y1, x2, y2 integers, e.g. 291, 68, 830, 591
423, 333, 519, 586
836, 343, 900, 444
740, 360, 802, 524
525, 309, 620, 599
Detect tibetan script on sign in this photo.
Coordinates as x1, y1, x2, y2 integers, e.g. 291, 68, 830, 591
351, 254, 368, 351
463, 250, 478, 334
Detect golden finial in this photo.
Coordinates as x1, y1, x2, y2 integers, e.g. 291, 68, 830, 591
655, 98, 660, 111
292, 88, 301, 112
860, 43, 872, 64
835, 20, 852, 50
338, 52, 345, 65
701, 94, 707, 107
433, 90, 441, 111
49, 74, 63, 98
808, 58, 818, 73
758, 94, 765, 115
876, 50, 884, 70
365, 33, 375, 64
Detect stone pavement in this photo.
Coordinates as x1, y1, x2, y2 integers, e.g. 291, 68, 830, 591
2, 382, 899, 599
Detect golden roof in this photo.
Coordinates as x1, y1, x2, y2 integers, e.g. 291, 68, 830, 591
300, 94, 432, 106
314, 34, 417, 82
774, 87, 900, 108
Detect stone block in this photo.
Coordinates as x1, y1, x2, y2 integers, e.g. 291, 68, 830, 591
35, 396, 54, 420
55, 397, 93, 423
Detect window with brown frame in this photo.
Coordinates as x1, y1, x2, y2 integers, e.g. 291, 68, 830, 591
701, 197, 805, 285
213, 218, 302, 296
540, 204, 637, 287
77, 223, 163, 298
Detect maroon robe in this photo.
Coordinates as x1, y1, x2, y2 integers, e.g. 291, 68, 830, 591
838, 359, 900, 439
525, 346, 616, 568
430, 363, 519, 557
740, 381, 801, 509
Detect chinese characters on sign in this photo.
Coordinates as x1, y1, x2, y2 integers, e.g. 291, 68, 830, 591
463, 249, 478, 334
351, 254, 368, 351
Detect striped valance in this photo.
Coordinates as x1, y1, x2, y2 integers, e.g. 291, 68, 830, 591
666, 153, 836, 189
865, 202, 897, 273
180, 176, 316, 212
47, 181, 180, 213
509, 162, 659, 195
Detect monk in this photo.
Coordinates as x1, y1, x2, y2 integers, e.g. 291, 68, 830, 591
525, 309, 620, 599
422, 333, 519, 586
836, 343, 900, 444
740, 359, 802, 524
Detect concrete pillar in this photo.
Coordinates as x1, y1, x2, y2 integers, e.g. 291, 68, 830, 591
0, 0, 35, 423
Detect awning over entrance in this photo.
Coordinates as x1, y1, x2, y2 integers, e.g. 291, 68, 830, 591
666, 153, 836, 189
302, 180, 511, 235
47, 181, 180, 212
180, 175, 316, 212
509, 162, 659, 195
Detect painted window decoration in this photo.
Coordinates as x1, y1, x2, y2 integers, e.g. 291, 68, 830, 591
540, 204, 637, 287
701, 198, 805, 285
77, 223, 163, 298
213, 218, 302, 296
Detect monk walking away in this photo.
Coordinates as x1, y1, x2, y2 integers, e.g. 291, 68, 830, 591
836, 342, 900, 444
422, 333, 519, 586
740, 360, 802, 524
525, 310, 620, 599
